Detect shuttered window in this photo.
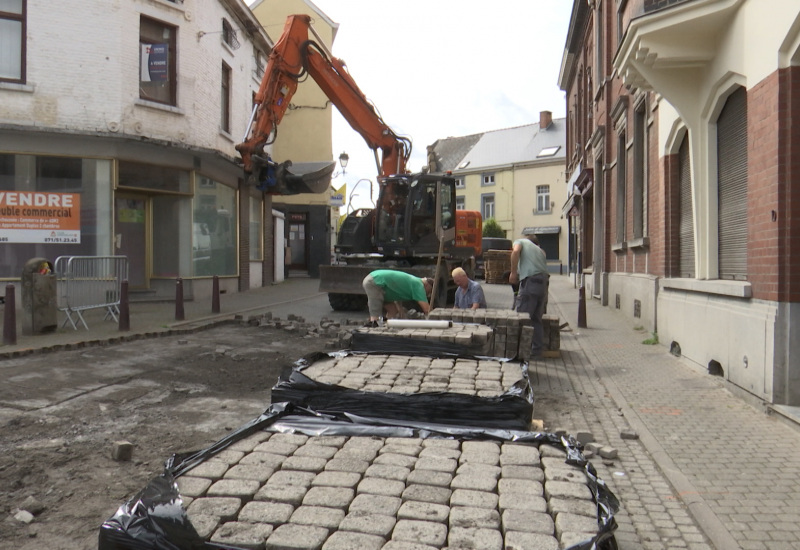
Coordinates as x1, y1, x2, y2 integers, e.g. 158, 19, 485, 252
716, 87, 748, 280
678, 136, 694, 277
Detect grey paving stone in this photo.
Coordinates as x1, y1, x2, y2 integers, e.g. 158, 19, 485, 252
289, 505, 345, 529
544, 480, 593, 501
302, 486, 355, 509
364, 463, 410, 481
269, 433, 309, 446
357, 477, 406, 497
338, 512, 397, 536
255, 484, 308, 505
500, 443, 541, 465
497, 478, 544, 496
325, 457, 370, 474
321, 531, 384, 550
187, 497, 242, 521
239, 452, 287, 470
281, 455, 328, 473
349, 493, 402, 515
546, 497, 597, 518
397, 500, 450, 522
214, 449, 246, 465
207, 479, 260, 498
254, 441, 302, 456
311, 471, 361, 488
210, 521, 273, 549
239, 501, 295, 524
305, 436, 347, 448
447, 526, 503, 550
392, 519, 448, 547
421, 438, 461, 450
462, 440, 501, 455
449, 506, 501, 529
538, 446, 567, 459
380, 541, 438, 550
265, 523, 328, 550
407, 469, 453, 487
187, 460, 229, 480
379, 443, 422, 456
498, 492, 548, 513
543, 466, 587, 484
177, 476, 212, 498
450, 489, 499, 509
558, 531, 597, 549
294, 445, 339, 459
503, 530, 559, 550
224, 464, 275, 483
414, 456, 457, 472
188, 514, 220, 539
401, 484, 452, 504
450, 472, 498, 491
501, 509, 555, 535
374, 452, 418, 468
418, 446, 461, 460
229, 432, 272, 453
554, 512, 600, 539
456, 462, 501, 478
501, 465, 545, 482
267, 470, 316, 487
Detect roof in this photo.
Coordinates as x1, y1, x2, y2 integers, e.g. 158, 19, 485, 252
431, 118, 566, 174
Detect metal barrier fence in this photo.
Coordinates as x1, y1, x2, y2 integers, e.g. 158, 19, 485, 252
54, 256, 129, 330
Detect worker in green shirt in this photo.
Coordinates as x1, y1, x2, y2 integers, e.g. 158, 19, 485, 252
362, 269, 433, 327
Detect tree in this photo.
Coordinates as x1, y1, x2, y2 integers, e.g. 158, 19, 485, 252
482, 218, 505, 238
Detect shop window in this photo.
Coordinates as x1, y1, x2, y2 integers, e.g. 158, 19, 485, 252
118, 161, 190, 193
0, 0, 25, 83
192, 176, 237, 277
139, 16, 177, 106
249, 195, 263, 260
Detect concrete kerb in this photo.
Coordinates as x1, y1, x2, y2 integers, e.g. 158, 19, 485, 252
547, 279, 740, 550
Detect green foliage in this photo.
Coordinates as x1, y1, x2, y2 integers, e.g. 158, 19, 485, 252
642, 332, 659, 345
482, 218, 505, 238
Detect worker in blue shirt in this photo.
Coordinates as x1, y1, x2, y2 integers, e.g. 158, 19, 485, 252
452, 267, 487, 309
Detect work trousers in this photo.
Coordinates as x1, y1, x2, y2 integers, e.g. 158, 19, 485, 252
362, 274, 385, 319
517, 274, 549, 356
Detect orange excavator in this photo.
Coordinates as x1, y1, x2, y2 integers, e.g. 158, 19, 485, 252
237, 14, 481, 310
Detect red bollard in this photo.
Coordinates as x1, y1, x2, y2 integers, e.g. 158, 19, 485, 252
578, 286, 587, 328
3, 284, 17, 346
119, 280, 130, 332
175, 278, 185, 321
212, 275, 220, 314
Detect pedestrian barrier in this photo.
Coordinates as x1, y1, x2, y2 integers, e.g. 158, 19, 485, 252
54, 256, 129, 330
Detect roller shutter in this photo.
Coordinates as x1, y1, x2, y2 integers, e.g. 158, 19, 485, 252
716, 87, 748, 280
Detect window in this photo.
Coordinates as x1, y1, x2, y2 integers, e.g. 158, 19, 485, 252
456, 196, 465, 210
595, 0, 603, 92
632, 100, 646, 239
222, 18, 239, 49
615, 132, 626, 244
140, 16, 177, 106
249, 195, 263, 260
193, 176, 238, 276
536, 185, 550, 213
455, 178, 465, 189
0, 0, 25, 83
254, 48, 266, 79
481, 194, 495, 220
678, 136, 694, 278
482, 173, 495, 186
221, 62, 231, 133
537, 146, 560, 158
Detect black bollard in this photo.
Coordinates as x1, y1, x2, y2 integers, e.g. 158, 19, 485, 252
3, 284, 17, 346
119, 280, 130, 332
578, 286, 587, 328
212, 275, 220, 314
175, 278, 185, 321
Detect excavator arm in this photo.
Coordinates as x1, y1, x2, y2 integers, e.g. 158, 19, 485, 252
236, 14, 412, 192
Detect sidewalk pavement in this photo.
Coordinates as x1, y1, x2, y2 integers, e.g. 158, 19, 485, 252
4, 274, 800, 549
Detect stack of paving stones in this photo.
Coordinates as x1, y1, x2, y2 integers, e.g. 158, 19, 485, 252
483, 249, 512, 283
179, 431, 604, 550
298, 354, 524, 397
339, 323, 495, 356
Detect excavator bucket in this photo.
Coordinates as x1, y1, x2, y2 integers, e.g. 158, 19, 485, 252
251, 158, 336, 195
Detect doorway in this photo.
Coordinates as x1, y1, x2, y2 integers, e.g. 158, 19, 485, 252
114, 193, 149, 288
288, 212, 308, 275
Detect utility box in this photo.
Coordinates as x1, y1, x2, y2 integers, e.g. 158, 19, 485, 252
21, 258, 57, 335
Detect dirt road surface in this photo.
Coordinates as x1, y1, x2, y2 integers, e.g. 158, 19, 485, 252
0, 324, 311, 550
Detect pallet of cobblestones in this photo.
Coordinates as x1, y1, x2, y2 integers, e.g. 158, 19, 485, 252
271, 349, 534, 431
428, 309, 562, 359
338, 322, 495, 357
483, 249, 512, 283
99, 406, 619, 550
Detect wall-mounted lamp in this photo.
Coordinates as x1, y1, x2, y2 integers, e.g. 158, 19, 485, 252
338, 152, 349, 175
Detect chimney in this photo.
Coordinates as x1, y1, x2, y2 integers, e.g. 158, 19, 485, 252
539, 110, 553, 130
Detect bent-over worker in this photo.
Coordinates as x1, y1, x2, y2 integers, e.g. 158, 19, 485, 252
509, 234, 550, 357
451, 267, 486, 309
362, 269, 433, 326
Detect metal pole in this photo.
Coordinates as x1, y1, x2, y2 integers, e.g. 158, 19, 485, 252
175, 278, 185, 321
3, 284, 16, 346
212, 275, 220, 314
119, 280, 130, 332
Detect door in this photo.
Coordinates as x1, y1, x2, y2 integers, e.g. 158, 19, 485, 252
288, 212, 308, 273
115, 193, 148, 288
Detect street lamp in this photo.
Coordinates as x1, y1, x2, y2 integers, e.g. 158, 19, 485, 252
338, 151, 349, 175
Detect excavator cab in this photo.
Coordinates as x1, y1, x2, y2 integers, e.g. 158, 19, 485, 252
375, 173, 458, 260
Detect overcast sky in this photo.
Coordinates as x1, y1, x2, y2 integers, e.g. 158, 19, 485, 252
263, 1, 573, 209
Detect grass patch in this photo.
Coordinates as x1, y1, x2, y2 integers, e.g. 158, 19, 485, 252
642, 332, 659, 345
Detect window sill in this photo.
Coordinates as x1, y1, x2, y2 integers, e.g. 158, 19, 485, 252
136, 99, 185, 116
661, 278, 752, 299
629, 237, 649, 250
219, 129, 234, 142
533, 210, 552, 216
0, 81, 34, 93
611, 242, 627, 253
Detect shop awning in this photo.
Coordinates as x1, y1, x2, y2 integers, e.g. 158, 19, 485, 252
522, 226, 561, 235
